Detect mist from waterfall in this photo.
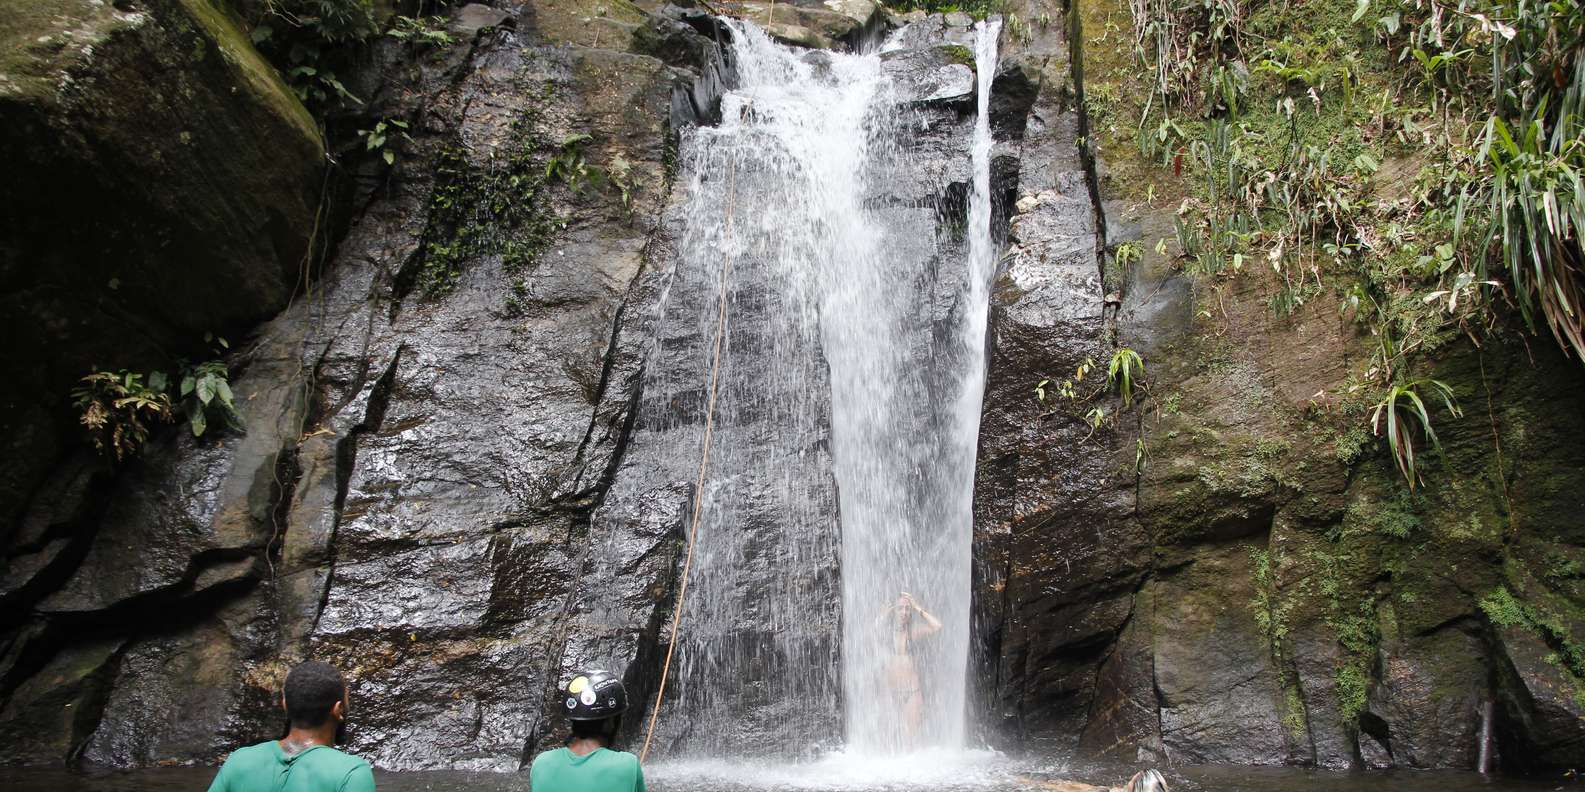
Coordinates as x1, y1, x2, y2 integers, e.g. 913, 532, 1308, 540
656, 17, 1000, 758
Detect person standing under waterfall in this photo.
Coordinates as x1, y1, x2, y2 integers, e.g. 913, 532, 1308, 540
206, 660, 374, 792
884, 591, 943, 747
531, 669, 645, 792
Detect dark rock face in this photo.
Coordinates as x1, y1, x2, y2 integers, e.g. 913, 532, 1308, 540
0, 0, 324, 534
0, 0, 695, 769
0, 0, 1000, 771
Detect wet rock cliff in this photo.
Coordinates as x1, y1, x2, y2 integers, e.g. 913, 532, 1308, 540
969, 0, 1585, 774
2, 0, 1583, 776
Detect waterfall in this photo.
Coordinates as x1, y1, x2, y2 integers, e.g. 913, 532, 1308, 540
654, 16, 1000, 758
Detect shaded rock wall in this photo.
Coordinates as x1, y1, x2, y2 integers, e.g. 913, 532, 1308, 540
1, 0, 705, 770
969, 0, 1585, 773
0, 0, 325, 533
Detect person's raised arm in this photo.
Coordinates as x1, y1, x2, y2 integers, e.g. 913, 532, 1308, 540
910, 599, 942, 639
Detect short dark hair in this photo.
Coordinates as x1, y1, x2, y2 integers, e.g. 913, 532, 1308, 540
569, 716, 619, 744
283, 661, 347, 728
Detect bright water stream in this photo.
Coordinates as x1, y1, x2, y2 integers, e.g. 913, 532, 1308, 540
654, 16, 1001, 755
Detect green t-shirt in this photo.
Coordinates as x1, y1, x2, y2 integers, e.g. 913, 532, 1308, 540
529, 747, 645, 792
206, 741, 375, 792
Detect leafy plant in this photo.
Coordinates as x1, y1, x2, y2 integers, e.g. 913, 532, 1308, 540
1035, 356, 1096, 404
179, 359, 245, 438
71, 336, 245, 458
72, 371, 174, 461
1477, 110, 1585, 360
1108, 347, 1146, 407
1369, 378, 1461, 488
358, 118, 413, 166
387, 15, 454, 48
250, 0, 379, 110
546, 134, 597, 192
1116, 240, 1145, 267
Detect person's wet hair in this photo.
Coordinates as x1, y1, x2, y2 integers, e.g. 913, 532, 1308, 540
284, 661, 347, 729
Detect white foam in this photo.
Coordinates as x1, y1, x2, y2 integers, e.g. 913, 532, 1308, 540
649, 748, 1022, 790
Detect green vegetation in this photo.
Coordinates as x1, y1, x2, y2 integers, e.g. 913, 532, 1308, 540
73, 371, 174, 461
1107, 347, 1146, 407
410, 91, 567, 302
72, 339, 245, 460
1249, 545, 1309, 739
1369, 378, 1461, 488
1342, 490, 1421, 540
387, 14, 455, 48
357, 118, 413, 166
1094, 0, 1585, 489
1035, 348, 1147, 442
248, 1, 458, 112
880, 0, 1001, 19
178, 358, 246, 438
1481, 585, 1585, 699
249, 0, 381, 109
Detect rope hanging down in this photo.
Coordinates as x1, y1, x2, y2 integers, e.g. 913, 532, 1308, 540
639, 159, 738, 762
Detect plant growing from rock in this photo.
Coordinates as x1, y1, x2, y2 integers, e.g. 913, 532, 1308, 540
72, 339, 245, 459
72, 371, 174, 461
1369, 378, 1461, 488
358, 118, 413, 166
178, 359, 246, 438
1107, 347, 1146, 407
387, 15, 454, 48
250, 0, 381, 109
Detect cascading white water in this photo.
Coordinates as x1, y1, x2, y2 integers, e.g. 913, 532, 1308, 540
657, 17, 1000, 758
835, 18, 1000, 755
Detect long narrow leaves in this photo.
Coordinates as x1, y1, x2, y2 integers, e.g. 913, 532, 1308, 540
1108, 348, 1146, 407
1371, 379, 1462, 488
1474, 0, 1585, 360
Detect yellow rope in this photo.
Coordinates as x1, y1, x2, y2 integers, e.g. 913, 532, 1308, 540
639, 159, 737, 763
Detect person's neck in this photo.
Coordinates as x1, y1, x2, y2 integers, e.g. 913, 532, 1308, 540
278, 723, 338, 755
567, 736, 607, 757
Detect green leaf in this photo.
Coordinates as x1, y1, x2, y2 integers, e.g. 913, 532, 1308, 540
189, 408, 207, 437
384, 149, 396, 166
196, 376, 216, 405
148, 371, 168, 393
1350, 0, 1369, 23
215, 379, 235, 407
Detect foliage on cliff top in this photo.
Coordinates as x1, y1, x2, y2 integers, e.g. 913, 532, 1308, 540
1091, 0, 1584, 488
246, 0, 458, 111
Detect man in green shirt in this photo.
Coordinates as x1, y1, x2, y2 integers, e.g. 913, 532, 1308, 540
207, 660, 375, 792
530, 669, 645, 792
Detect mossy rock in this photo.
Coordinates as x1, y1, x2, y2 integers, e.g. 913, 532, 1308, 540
0, 0, 324, 525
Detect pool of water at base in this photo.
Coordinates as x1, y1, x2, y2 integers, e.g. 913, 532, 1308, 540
1, 750, 1573, 792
